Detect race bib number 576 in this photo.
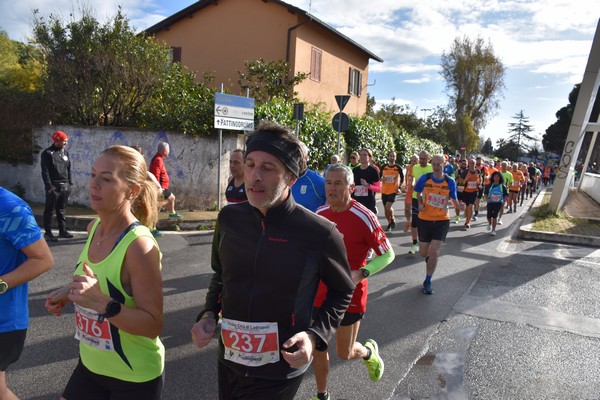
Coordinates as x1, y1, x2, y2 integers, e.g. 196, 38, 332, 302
221, 318, 279, 367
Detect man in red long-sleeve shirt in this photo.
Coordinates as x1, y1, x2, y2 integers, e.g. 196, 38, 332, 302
149, 142, 182, 219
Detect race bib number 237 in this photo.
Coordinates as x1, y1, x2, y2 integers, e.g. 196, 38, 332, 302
221, 318, 280, 367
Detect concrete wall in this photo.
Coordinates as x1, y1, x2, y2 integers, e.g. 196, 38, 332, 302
0, 125, 245, 209
580, 172, 600, 204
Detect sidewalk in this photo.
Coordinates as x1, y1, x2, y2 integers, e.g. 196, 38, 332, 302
519, 186, 600, 247
30, 203, 218, 232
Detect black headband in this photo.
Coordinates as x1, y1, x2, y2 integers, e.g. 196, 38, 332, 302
245, 131, 304, 177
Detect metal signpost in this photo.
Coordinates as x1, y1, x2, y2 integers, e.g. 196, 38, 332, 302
333, 95, 351, 156
214, 90, 255, 209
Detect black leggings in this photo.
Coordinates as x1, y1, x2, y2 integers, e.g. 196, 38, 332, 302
217, 361, 304, 400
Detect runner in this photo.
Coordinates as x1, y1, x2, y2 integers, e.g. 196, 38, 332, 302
310, 163, 394, 400
454, 158, 467, 224
380, 150, 404, 231
403, 154, 418, 232
351, 149, 381, 215
473, 156, 489, 221
498, 161, 514, 223
509, 163, 525, 213
225, 149, 247, 204
191, 124, 354, 400
45, 145, 165, 399
408, 151, 433, 254
458, 158, 481, 228
413, 154, 460, 294
519, 163, 529, 206
485, 171, 509, 236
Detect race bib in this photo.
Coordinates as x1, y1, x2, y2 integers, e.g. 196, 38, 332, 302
511, 181, 519, 187
74, 304, 115, 352
456, 185, 465, 193
354, 185, 368, 197
426, 193, 447, 209
490, 194, 502, 202
382, 175, 395, 183
221, 318, 280, 367
467, 181, 478, 189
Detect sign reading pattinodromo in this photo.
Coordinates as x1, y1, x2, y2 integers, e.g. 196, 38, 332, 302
214, 93, 255, 131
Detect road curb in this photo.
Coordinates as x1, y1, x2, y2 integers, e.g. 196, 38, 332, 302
518, 188, 600, 247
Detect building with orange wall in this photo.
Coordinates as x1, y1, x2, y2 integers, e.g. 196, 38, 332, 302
145, 0, 383, 116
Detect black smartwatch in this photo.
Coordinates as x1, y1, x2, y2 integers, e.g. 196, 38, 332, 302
98, 300, 122, 323
360, 268, 370, 278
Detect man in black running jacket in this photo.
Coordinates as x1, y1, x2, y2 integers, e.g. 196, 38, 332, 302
191, 123, 354, 400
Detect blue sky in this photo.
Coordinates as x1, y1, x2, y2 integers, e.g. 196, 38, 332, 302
1, 0, 597, 149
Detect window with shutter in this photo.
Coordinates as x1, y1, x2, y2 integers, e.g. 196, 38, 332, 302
310, 47, 322, 82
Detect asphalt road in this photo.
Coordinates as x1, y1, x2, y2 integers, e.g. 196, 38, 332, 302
9, 194, 600, 399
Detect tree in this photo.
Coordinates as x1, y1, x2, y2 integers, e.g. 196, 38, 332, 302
0, 30, 49, 164
481, 137, 493, 154
32, 7, 172, 126
237, 58, 308, 105
507, 110, 535, 159
440, 36, 505, 152
543, 84, 578, 154
494, 138, 519, 161
0, 30, 44, 92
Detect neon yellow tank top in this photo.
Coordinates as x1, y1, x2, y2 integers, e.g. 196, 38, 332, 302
74, 219, 165, 382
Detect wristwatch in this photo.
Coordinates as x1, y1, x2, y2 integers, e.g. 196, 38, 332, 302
0, 278, 8, 294
98, 300, 122, 323
360, 268, 370, 278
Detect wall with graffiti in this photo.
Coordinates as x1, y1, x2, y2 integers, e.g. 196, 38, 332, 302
0, 126, 245, 210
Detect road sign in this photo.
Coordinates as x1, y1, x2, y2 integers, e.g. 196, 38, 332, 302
460, 144, 466, 151
214, 93, 255, 131
332, 112, 350, 132
335, 95, 351, 112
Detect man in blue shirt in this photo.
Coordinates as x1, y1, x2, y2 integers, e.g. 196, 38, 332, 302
0, 187, 53, 398
291, 142, 326, 212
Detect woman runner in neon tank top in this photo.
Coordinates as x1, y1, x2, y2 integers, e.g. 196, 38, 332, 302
45, 145, 165, 400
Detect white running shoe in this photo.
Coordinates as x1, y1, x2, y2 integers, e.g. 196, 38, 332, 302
490, 230, 497, 236
409, 244, 418, 254
487, 224, 492, 231
497, 219, 503, 225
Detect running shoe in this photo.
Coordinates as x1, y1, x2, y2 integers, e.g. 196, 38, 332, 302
386, 223, 391, 231
464, 223, 470, 228
472, 216, 478, 221
310, 395, 331, 400
454, 215, 460, 224
497, 219, 503, 225
151, 229, 164, 237
403, 222, 411, 232
487, 224, 492, 231
423, 280, 434, 294
390, 221, 396, 230
363, 339, 384, 382
408, 244, 418, 254
169, 212, 183, 219
490, 230, 497, 236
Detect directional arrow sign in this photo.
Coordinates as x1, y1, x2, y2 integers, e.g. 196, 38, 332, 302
214, 93, 255, 131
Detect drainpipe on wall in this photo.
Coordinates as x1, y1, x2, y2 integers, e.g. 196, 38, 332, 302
286, 17, 310, 75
